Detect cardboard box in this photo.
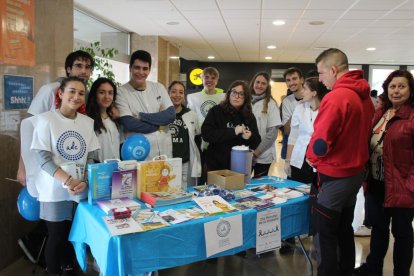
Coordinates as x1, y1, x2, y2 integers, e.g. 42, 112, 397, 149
207, 170, 245, 190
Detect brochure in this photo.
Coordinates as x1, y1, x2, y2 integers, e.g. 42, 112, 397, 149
193, 195, 236, 214
102, 216, 144, 236
232, 195, 275, 210
132, 209, 170, 231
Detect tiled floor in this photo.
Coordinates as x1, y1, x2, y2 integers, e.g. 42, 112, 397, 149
1, 141, 412, 276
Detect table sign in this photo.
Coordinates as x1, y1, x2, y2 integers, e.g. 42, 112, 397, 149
204, 214, 243, 257
256, 208, 281, 254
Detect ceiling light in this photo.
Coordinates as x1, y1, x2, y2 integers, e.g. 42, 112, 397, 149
166, 21, 179, 25
265, 56, 272, 60
314, 46, 330, 50
366, 47, 376, 51
272, 20, 285, 26
267, 45, 277, 49
207, 56, 215, 59
309, 21, 325, 26
169, 56, 179, 59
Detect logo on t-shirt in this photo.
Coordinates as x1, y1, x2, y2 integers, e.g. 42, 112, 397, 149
56, 130, 86, 161
200, 100, 217, 117
169, 124, 179, 137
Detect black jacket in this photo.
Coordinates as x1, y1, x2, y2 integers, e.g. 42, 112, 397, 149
201, 105, 261, 171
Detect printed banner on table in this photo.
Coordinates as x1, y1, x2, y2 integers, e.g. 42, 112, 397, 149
3, 74, 33, 110
0, 0, 35, 66
204, 214, 243, 257
256, 208, 281, 254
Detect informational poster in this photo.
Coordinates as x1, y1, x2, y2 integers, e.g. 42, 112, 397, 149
3, 74, 33, 110
256, 208, 281, 254
0, 0, 35, 66
204, 215, 243, 257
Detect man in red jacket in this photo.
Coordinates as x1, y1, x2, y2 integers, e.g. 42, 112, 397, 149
306, 48, 375, 276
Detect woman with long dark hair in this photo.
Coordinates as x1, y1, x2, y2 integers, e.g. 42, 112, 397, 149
201, 80, 261, 171
86, 78, 120, 161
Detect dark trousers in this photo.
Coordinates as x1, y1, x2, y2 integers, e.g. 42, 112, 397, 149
195, 135, 207, 185
252, 163, 271, 178
312, 172, 363, 276
365, 180, 414, 276
44, 220, 75, 274
289, 158, 315, 184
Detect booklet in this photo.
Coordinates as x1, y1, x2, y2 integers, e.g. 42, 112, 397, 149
159, 209, 192, 224
102, 216, 144, 236
232, 195, 275, 210
140, 191, 193, 207
193, 195, 236, 214
178, 206, 209, 219
111, 169, 137, 199
250, 184, 277, 193
132, 209, 170, 231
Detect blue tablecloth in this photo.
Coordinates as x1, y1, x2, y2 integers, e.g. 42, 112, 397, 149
69, 176, 310, 276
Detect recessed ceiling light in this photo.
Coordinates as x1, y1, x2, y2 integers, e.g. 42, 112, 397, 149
309, 21, 325, 26
166, 21, 179, 25
272, 20, 285, 26
169, 56, 179, 59
267, 45, 277, 49
265, 56, 272, 60
366, 47, 376, 51
207, 56, 215, 59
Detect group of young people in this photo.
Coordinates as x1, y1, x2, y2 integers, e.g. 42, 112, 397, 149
16, 47, 413, 276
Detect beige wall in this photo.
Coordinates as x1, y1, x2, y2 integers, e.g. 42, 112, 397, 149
0, 0, 73, 270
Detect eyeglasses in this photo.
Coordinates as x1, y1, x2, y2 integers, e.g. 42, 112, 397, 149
230, 90, 245, 98
73, 63, 93, 70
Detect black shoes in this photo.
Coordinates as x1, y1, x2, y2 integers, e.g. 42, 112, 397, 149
353, 263, 383, 276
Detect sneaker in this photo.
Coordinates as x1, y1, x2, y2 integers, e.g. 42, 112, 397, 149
353, 263, 382, 276
354, 225, 371, 237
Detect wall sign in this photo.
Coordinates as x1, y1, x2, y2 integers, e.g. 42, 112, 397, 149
3, 74, 33, 110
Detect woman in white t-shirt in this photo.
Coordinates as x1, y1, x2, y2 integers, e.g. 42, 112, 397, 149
31, 77, 100, 275
285, 77, 329, 183
250, 72, 282, 178
86, 78, 121, 162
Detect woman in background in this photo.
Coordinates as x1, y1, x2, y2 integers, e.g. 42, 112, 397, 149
285, 77, 329, 183
201, 80, 261, 172
249, 72, 282, 178
86, 78, 120, 162
354, 70, 414, 276
167, 80, 201, 188
31, 76, 100, 275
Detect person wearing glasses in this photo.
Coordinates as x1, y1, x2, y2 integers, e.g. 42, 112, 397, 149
201, 80, 261, 172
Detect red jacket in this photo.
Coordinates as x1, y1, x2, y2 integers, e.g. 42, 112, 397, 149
306, 70, 375, 177
370, 104, 414, 208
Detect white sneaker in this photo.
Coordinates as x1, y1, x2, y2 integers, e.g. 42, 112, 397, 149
354, 225, 371, 237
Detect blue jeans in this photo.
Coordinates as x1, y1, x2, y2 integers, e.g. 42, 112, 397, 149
281, 134, 288, 159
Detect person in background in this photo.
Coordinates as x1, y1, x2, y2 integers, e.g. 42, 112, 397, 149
306, 48, 374, 276
31, 76, 100, 276
187, 67, 224, 183
370, 89, 379, 108
115, 50, 175, 160
167, 80, 201, 188
86, 78, 120, 162
285, 77, 329, 183
354, 70, 414, 276
249, 72, 282, 178
279, 67, 305, 253
201, 80, 261, 172
280, 67, 305, 160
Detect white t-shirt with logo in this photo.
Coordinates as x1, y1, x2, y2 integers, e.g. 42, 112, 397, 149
187, 90, 225, 128
31, 111, 100, 202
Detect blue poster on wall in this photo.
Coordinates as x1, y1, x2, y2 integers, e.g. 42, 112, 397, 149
3, 74, 34, 110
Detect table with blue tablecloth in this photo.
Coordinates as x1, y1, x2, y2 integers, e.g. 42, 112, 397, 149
69, 176, 311, 276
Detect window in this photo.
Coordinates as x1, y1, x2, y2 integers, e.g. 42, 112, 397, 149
369, 65, 399, 95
